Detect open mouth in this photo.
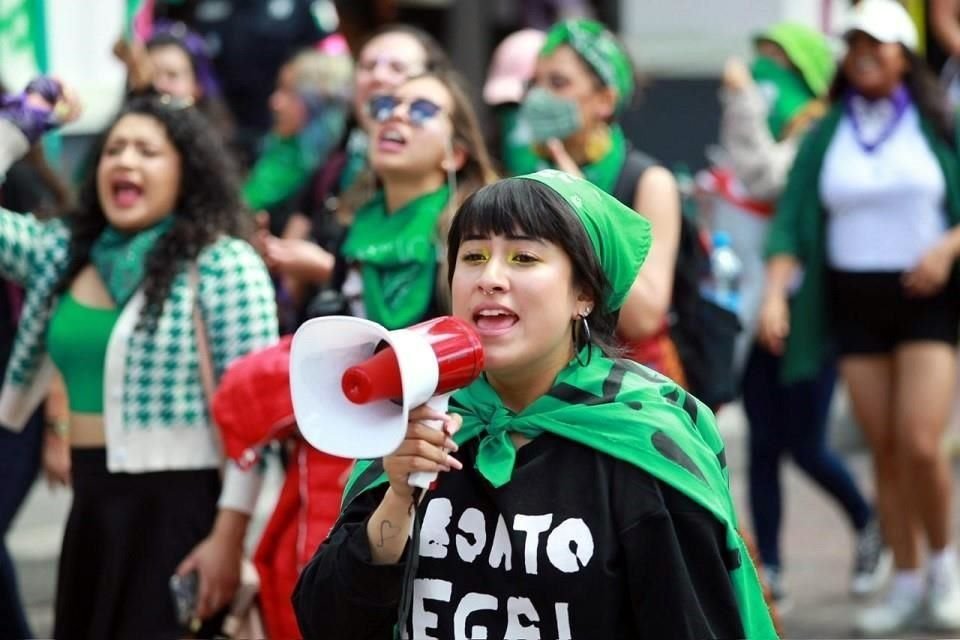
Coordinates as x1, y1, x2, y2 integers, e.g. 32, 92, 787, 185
473, 307, 519, 335
111, 178, 144, 208
377, 127, 407, 152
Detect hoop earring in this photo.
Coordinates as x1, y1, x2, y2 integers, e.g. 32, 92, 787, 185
574, 314, 593, 366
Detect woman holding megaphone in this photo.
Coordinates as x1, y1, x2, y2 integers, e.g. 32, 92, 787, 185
293, 172, 777, 638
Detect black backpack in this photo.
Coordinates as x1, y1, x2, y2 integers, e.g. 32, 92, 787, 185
612, 151, 741, 408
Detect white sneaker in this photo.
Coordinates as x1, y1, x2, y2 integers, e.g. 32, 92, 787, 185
928, 565, 960, 630
855, 585, 925, 636
851, 519, 893, 598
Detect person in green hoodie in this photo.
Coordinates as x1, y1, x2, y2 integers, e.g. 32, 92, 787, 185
292, 171, 777, 639
716, 22, 886, 611
758, 0, 960, 634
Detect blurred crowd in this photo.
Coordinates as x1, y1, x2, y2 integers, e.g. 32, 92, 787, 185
3, 0, 960, 638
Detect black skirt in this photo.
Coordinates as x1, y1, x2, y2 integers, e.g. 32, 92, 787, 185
54, 448, 225, 640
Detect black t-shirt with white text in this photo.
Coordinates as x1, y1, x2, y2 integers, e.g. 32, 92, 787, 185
294, 433, 746, 640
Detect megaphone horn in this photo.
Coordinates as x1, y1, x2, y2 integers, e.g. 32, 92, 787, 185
290, 316, 484, 488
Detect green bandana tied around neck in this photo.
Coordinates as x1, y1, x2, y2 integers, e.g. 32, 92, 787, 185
576, 123, 627, 195
90, 216, 174, 306
541, 19, 635, 113
339, 185, 450, 329
518, 168, 648, 311
496, 105, 547, 176
342, 351, 778, 639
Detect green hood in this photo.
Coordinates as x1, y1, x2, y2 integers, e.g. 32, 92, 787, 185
755, 22, 835, 97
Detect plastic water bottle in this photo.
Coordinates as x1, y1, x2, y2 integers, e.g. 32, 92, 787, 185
701, 231, 742, 314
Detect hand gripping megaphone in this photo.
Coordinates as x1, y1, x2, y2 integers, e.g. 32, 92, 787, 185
289, 316, 484, 488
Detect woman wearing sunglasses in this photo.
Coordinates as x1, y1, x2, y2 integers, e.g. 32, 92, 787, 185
254, 25, 452, 327
331, 69, 496, 329
293, 171, 777, 639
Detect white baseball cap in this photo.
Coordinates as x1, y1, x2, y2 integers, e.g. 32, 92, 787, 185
843, 0, 918, 51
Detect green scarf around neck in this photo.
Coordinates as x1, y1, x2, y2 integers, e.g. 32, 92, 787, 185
575, 123, 627, 195
89, 216, 174, 306
343, 348, 777, 639
339, 185, 450, 329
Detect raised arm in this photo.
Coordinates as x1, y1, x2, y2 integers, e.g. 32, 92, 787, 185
719, 58, 803, 201
0, 77, 80, 284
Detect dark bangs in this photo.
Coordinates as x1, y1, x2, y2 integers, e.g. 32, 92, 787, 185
446, 177, 621, 354
447, 178, 581, 271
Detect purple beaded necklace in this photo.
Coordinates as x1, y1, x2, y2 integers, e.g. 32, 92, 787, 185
844, 84, 911, 153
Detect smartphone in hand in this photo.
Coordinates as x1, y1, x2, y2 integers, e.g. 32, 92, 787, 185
169, 571, 200, 632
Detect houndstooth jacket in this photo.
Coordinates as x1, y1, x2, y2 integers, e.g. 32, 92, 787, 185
0, 205, 279, 512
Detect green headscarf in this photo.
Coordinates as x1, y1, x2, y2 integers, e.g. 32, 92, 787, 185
517, 169, 649, 311
339, 185, 450, 329
754, 22, 835, 98
541, 19, 635, 113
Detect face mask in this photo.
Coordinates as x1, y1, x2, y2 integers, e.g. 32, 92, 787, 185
750, 56, 814, 140
517, 87, 583, 144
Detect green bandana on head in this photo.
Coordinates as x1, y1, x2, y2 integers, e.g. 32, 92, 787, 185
516, 169, 650, 311
342, 352, 778, 639
541, 19, 635, 113
90, 216, 175, 306
339, 185, 450, 329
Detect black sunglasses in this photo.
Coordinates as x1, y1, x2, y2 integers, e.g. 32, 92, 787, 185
368, 94, 444, 127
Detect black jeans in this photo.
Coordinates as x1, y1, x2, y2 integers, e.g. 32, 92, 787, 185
742, 345, 872, 569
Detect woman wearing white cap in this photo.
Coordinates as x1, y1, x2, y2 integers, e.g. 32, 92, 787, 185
759, 0, 960, 634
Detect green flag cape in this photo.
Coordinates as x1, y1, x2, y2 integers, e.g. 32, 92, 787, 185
339, 185, 450, 329
343, 349, 777, 639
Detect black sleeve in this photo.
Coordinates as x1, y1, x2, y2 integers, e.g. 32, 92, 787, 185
292, 486, 406, 640
622, 480, 746, 640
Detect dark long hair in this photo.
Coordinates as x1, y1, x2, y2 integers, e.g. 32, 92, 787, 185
829, 47, 953, 144
57, 95, 249, 330
447, 178, 620, 355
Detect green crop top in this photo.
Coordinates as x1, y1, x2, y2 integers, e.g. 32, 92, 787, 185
47, 293, 121, 413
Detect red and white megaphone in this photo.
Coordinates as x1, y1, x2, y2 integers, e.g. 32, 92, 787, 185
289, 316, 484, 488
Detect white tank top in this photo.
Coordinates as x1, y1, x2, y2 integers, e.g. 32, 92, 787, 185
821, 105, 947, 272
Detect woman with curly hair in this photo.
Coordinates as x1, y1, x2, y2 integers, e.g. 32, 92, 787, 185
0, 81, 278, 638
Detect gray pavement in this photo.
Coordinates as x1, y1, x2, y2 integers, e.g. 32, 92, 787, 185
6, 401, 960, 639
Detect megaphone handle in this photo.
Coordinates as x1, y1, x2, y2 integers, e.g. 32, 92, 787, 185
408, 393, 452, 489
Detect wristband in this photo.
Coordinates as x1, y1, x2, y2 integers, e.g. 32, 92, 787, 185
0, 76, 63, 144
